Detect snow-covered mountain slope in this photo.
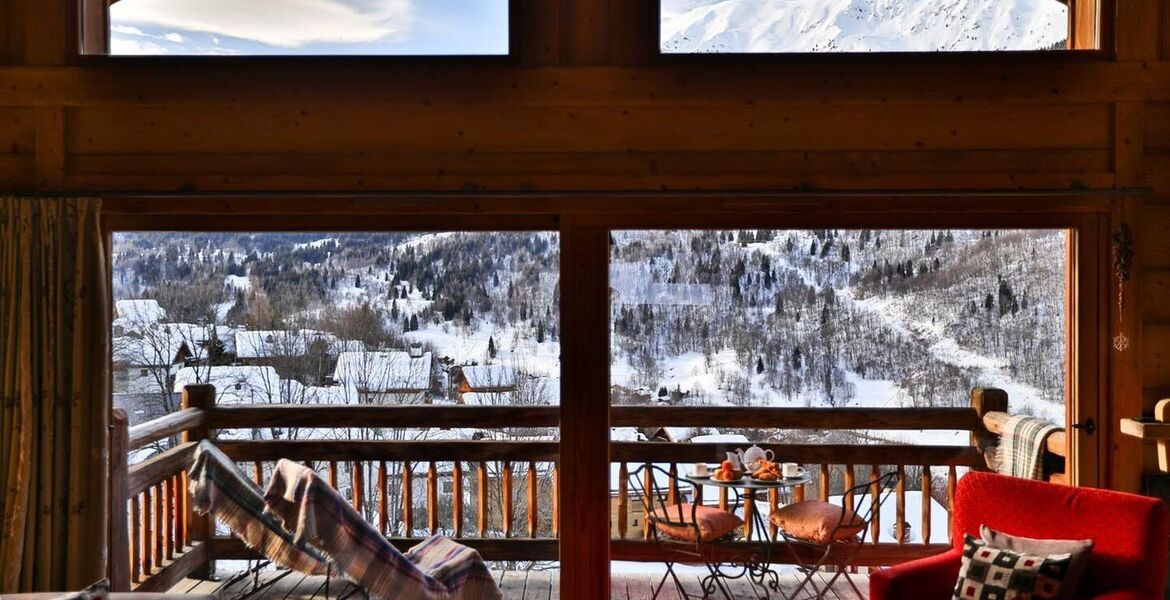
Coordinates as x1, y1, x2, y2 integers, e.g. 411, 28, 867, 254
661, 0, 1068, 53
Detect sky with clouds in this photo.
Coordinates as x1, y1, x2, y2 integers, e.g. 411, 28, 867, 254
109, 0, 509, 55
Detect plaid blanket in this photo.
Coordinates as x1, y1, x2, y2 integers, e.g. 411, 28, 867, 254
996, 415, 1062, 480
187, 440, 328, 574
264, 459, 501, 600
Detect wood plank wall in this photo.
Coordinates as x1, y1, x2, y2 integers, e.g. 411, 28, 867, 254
0, 2, 1166, 467
1, 0, 1170, 591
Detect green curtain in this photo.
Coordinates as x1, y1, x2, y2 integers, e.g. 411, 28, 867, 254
0, 197, 109, 592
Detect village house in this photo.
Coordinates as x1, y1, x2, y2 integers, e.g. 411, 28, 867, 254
333, 349, 434, 404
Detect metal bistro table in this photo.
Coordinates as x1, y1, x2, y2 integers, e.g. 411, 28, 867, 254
681, 471, 813, 599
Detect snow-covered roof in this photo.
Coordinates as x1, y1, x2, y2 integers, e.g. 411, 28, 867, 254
173, 365, 304, 404
460, 365, 517, 390
235, 330, 362, 359
113, 333, 189, 367
662, 426, 697, 442
114, 322, 238, 366
115, 299, 167, 323
333, 351, 432, 392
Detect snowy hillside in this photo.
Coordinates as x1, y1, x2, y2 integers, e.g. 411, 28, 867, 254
661, 0, 1068, 53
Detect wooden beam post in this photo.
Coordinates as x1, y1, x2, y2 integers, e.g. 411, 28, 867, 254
182, 384, 215, 579
971, 388, 1008, 471
558, 214, 610, 600
109, 408, 130, 592
1109, 195, 1143, 492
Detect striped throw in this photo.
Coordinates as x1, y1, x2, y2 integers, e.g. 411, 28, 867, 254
996, 415, 1062, 480
187, 440, 329, 575
265, 459, 501, 600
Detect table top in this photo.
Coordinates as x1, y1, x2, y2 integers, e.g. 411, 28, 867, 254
682, 472, 812, 489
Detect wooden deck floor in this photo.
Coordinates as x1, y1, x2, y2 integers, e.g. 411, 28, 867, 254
172, 568, 869, 599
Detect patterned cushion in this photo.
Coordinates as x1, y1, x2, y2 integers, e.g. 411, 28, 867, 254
980, 525, 1092, 600
651, 503, 743, 542
770, 500, 865, 544
953, 535, 1074, 600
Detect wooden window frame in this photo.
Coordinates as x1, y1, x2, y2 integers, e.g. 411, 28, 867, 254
77, 0, 522, 62
76, 0, 1114, 64
651, 0, 1114, 61
101, 190, 1129, 600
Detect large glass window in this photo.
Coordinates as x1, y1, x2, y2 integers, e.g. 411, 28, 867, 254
660, 0, 1072, 53
608, 228, 1069, 584
107, 0, 509, 55
112, 231, 559, 576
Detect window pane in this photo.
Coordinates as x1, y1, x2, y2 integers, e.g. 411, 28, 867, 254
113, 231, 559, 421
610, 229, 1067, 443
109, 0, 509, 55
113, 230, 560, 575
661, 0, 1070, 53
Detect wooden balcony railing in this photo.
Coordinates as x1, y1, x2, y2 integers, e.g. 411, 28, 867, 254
109, 385, 212, 592
111, 385, 1051, 591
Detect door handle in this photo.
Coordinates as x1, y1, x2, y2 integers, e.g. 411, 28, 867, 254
1071, 418, 1096, 435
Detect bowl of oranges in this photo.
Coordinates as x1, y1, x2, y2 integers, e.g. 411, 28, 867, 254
712, 460, 745, 481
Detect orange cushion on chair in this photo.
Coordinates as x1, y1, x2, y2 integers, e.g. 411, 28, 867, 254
652, 503, 743, 542
770, 501, 865, 544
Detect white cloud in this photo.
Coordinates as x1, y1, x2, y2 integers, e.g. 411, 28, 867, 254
110, 37, 170, 54
111, 24, 148, 36
110, 0, 415, 48
162, 32, 187, 43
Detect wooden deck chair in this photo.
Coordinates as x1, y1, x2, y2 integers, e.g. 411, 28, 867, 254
188, 440, 355, 600
264, 459, 502, 600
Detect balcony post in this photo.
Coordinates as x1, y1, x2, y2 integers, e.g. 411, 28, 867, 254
182, 384, 215, 579
971, 387, 1008, 471
108, 408, 130, 591
559, 217, 610, 600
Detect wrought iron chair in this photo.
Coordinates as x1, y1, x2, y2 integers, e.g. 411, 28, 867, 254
774, 470, 899, 599
628, 464, 755, 600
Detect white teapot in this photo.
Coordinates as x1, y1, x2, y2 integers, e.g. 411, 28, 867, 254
740, 445, 775, 471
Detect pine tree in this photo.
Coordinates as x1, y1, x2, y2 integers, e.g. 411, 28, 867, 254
536, 321, 545, 343
791, 347, 803, 370
354, 275, 361, 288
809, 240, 818, 256
841, 243, 851, 262
756, 357, 765, 374
488, 336, 497, 359
409, 314, 419, 331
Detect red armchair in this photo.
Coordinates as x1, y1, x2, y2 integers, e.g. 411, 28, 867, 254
870, 472, 1170, 600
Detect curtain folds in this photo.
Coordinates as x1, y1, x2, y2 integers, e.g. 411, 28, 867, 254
0, 197, 109, 592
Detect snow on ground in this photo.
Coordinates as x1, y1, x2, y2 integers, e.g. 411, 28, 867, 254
847, 290, 1063, 425
293, 237, 338, 250
225, 274, 251, 291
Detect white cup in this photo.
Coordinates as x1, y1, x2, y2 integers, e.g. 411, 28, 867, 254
693, 463, 709, 476
782, 463, 805, 478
